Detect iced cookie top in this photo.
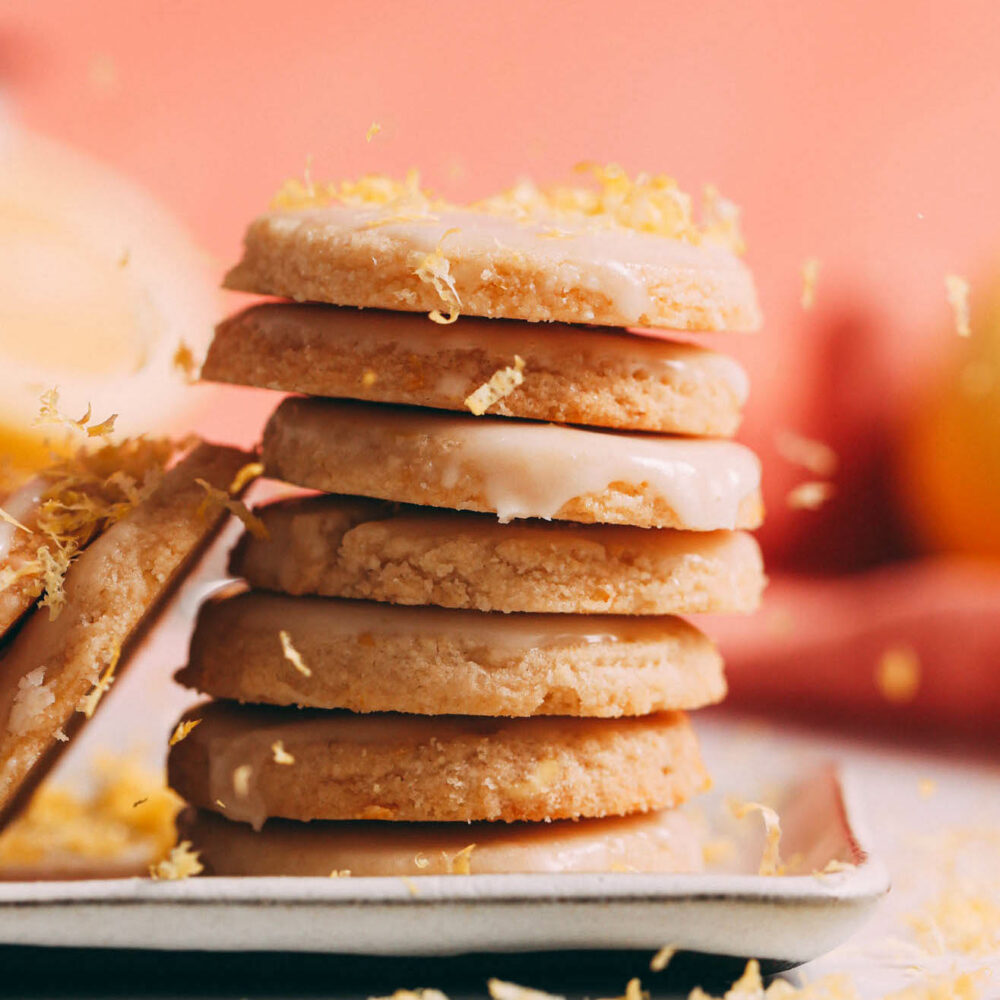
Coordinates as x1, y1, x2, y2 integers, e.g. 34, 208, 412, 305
225, 166, 761, 332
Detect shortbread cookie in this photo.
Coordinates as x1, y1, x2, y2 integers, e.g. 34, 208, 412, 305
224, 200, 761, 332
177, 587, 725, 716
167, 702, 708, 827
231, 496, 765, 615
204, 303, 748, 436
262, 398, 763, 530
0, 480, 44, 639
0, 443, 254, 829
178, 806, 703, 876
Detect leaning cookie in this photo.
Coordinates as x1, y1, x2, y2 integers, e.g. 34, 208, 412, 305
223, 199, 760, 332
167, 702, 708, 826
176, 587, 726, 717
0, 443, 255, 828
204, 304, 748, 436
262, 397, 763, 530
178, 807, 703, 876
230, 496, 765, 615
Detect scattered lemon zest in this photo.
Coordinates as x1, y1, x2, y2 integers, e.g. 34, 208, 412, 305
488, 980, 563, 1000
812, 859, 857, 880
227, 461, 264, 495
232, 764, 252, 799
169, 719, 201, 746
876, 646, 921, 704
801, 258, 821, 310
443, 843, 476, 875
650, 944, 678, 972
77, 646, 121, 719
329, 868, 352, 877
361, 369, 378, 387
0, 506, 32, 535
775, 429, 838, 477
172, 341, 199, 383
215, 799, 227, 810
149, 841, 203, 880
414, 852, 430, 869
787, 481, 834, 511
400, 876, 420, 897
195, 479, 269, 540
366, 122, 382, 143
945, 274, 972, 337
279, 629, 312, 677
918, 778, 938, 800
414, 229, 462, 324
86, 414, 118, 439
729, 800, 784, 876
271, 740, 295, 765
465, 356, 526, 415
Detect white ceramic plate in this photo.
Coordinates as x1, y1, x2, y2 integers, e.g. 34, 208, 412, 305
0, 762, 888, 965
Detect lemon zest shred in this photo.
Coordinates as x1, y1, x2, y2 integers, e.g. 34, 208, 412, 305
149, 841, 203, 880
271, 740, 295, 765
195, 479, 269, 540
169, 719, 201, 746
465, 356, 526, 416
729, 800, 784, 876
650, 944, 677, 972
786, 481, 834, 511
876, 646, 921, 703
801, 258, 821, 310
228, 461, 264, 495
0, 507, 32, 535
279, 629, 312, 677
77, 646, 121, 719
366, 122, 382, 143
945, 274, 971, 337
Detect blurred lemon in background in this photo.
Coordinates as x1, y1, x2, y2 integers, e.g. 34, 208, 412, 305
0, 112, 216, 475
901, 275, 1000, 558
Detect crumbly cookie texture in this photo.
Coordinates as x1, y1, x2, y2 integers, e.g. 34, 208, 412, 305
167, 701, 709, 825
177, 587, 726, 717
261, 397, 764, 530
224, 168, 760, 332
0, 443, 254, 828
230, 496, 765, 615
204, 304, 748, 436
178, 806, 704, 877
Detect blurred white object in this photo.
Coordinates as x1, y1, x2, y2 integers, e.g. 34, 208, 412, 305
0, 112, 217, 445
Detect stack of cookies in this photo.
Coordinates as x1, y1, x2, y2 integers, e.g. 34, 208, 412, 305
167, 169, 765, 876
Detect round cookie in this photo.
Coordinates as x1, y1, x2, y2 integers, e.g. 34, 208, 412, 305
203, 303, 748, 436
230, 495, 765, 615
177, 807, 703, 877
167, 702, 708, 827
261, 397, 763, 530
223, 203, 761, 332
0, 443, 254, 829
177, 587, 726, 717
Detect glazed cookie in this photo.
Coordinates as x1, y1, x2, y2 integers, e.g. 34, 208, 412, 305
203, 303, 748, 436
167, 702, 708, 827
224, 203, 760, 332
261, 398, 763, 530
177, 587, 726, 717
0, 443, 255, 829
178, 806, 703, 876
230, 496, 765, 615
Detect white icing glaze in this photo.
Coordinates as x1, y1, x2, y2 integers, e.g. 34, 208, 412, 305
187, 807, 702, 875
283, 400, 761, 528
0, 478, 42, 563
267, 205, 754, 328
202, 590, 694, 653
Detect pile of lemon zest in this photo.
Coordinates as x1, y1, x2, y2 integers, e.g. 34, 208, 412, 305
272, 168, 432, 213
271, 740, 295, 765
172, 341, 199, 384
876, 646, 921, 704
0, 754, 181, 871
465, 356, 526, 416
414, 852, 430, 869
366, 122, 382, 142
329, 868, 352, 877
195, 479, 269, 540
0, 506, 32, 535
228, 461, 264, 495
33, 388, 117, 442
232, 764, 252, 799
443, 843, 476, 875
801, 258, 821, 310
787, 481, 834, 511
77, 647, 121, 719
650, 944, 678, 972
906, 888, 1000, 957
149, 841, 203, 880
488, 980, 564, 1000
776, 430, 838, 477
279, 629, 312, 677
729, 800, 784, 876
169, 719, 201, 746
945, 275, 972, 337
